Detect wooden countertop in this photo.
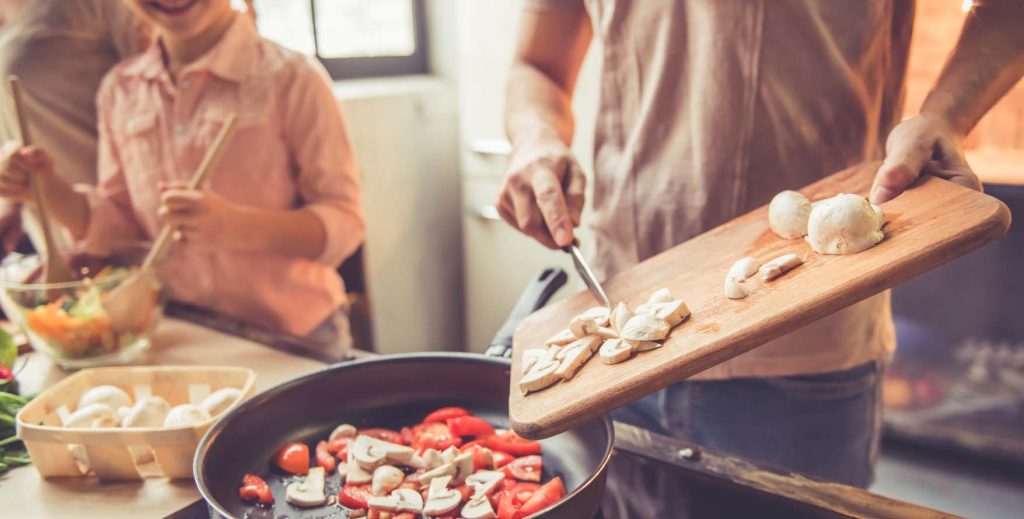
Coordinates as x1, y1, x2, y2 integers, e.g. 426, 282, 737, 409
0, 318, 327, 519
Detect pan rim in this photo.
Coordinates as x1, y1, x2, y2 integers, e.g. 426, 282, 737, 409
194, 351, 615, 519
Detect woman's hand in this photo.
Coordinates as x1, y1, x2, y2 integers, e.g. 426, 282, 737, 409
870, 114, 982, 205
0, 144, 55, 203
158, 182, 251, 249
497, 140, 586, 249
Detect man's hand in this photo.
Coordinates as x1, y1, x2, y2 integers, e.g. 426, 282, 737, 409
158, 182, 251, 249
870, 114, 982, 204
0, 144, 55, 203
497, 141, 585, 249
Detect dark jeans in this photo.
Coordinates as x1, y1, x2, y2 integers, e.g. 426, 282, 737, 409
604, 362, 883, 517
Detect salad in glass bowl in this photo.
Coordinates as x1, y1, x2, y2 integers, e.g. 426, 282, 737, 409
0, 244, 164, 368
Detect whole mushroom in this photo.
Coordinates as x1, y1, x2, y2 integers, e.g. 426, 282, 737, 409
163, 404, 211, 428
122, 396, 172, 428
78, 385, 132, 411
806, 193, 885, 255
200, 387, 243, 417
768, 190, 812, 239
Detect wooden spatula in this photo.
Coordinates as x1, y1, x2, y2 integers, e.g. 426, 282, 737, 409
102, 113, 238, 333
6, 76, 76, 284
508, 162, 1012, 439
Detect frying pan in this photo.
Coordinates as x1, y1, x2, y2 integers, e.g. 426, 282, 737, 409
195, 269, 614, 518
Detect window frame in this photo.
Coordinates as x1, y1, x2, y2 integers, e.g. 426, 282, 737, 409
309, 0, 429, 80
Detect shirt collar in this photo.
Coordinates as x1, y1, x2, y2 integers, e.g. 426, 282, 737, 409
121, 12, 257, 84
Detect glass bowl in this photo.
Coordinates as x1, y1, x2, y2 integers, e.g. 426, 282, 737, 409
0, 243, 165, 369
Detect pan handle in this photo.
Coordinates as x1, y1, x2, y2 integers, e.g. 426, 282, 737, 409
485, 268, 568, 359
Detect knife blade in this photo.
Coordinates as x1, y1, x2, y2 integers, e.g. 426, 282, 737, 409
564, 241, 612, 309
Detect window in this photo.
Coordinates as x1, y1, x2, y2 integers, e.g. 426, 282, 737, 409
248, 0, 428, 79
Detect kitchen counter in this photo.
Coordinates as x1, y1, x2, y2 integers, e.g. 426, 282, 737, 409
0, 318, 327, 519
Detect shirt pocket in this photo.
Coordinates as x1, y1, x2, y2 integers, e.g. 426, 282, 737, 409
117, 109, 164, 175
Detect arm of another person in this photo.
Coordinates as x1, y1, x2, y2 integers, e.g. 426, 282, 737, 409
499, 0, 592, 249
871, 0, 1024, 203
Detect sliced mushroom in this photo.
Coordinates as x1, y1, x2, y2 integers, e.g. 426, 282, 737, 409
521, 348, 547, 374
286, 466, 327, 507
543, 329, 577, 347
423, 477, 462, 516
337, 460, 349, 483
64, 403, 117, 428
451, 452, 475, 484
577, 306, 611, 326
329, 423, 358, 441
420, 448, 445, 469
630, 340, 662, 352
372, 465, 405, 496
461, 494, 498, 519
724, 276, 750, 299
427, 475, 453, 498
645, 300, 690, 327
441, 445, 460, 464
554, 342, 595, 380
760, 253, 803, 280
519, 359, 561, 393
121, 396, 171, 428
600, 339, 635, 364
727, 257, 760, 281
620, 314, 671, 341
368, 488, 424, 513
418, 462, 455, 488
465, 470, 506, 499
346, 451, 373, 484
610, 302, 635, 333
555, 336, 602, 359
351, 435, 415, 470
647, 287, 673, 304
568, 316, 597, 338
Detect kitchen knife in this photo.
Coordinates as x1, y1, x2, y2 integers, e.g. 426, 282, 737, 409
565, 240, 611, 309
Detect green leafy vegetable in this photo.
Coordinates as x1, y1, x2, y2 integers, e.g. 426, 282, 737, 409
0, 329, 14, 370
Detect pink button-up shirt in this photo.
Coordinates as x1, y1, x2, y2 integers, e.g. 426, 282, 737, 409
83, 14, 364, 336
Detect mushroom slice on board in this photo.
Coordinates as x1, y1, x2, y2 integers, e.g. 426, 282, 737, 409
569, 316, 618, 339
577, 306, 612, 326
600, 339, 635, 364
647, 287, 674, 304
725, 276, 751, 300
462, 494, 498, 519
519, 359, 561, 393
727, 257, 761, 281
423, 476, 462, 515
372, 465, 405, 496
555, 342, 597, 380
621, 313, 671, 341
760, 253, 803, 280
286, 466, 328, 507
610, 302, 635, 333
544, 329, 577, 347
646, 300, 690, 327
555, 336, 602, 359
521, 348, 547, 374
630, 340, 662, 352
368, 488, 424, 513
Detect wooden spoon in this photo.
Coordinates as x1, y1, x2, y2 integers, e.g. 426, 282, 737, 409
6, 76, 77, 284
102, 113, 239, 333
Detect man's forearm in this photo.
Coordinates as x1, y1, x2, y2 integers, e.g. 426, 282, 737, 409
40, 175, 90, 238
237, 206, 327, 260
922, 1, 1024, 136
506, 62, 577, 149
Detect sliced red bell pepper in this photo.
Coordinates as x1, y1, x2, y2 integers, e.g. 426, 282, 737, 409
315, 440, 336, 472
482, 433, 542, 457
271, 442, 309, 475
518, 477, 566, 516
327, 436, 351, 459
359, 428, 405, 445
462, 444, 494, 471
448, 415, 496, 437
423, 406, 470, 423
412, 422, 460, 451
400, 426, 415, 445
504, 455, 542, 482
456, 484, 474, 502
239, 473, 274, 505
338, 483, 374, 509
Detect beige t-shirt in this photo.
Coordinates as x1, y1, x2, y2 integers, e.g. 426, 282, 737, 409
0, 0, 138, 253
527, 0, 913, 379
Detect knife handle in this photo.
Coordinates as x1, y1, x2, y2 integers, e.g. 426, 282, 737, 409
486, 268, 568, 359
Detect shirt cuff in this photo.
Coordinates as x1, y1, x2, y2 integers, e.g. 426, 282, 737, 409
305, 202, 364, 267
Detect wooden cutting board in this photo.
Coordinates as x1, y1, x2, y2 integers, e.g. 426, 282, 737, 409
509, 162, 1012, 439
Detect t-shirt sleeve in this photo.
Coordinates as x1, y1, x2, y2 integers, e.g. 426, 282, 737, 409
279, 57, 365, 268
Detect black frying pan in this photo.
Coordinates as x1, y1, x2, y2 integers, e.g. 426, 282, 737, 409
195, 269, 614, 518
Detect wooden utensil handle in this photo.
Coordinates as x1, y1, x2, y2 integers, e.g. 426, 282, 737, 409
140, 113, 238, 271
